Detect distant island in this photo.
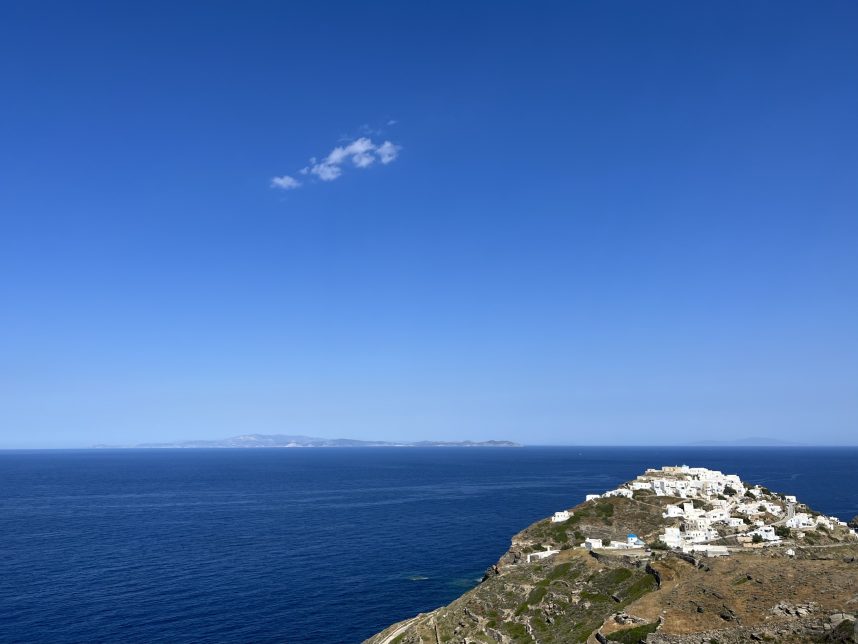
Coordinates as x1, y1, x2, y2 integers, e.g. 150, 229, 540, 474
102, 434, 521, 449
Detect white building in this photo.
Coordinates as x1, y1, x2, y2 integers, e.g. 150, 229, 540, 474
603, 488, 633, 498
661, 527, 682, 548
585, 494, 601, 502
785, 513, 814, 529
749, 526, 780, 542
706, 508, 730, 522
526, 546, 559, 563
758, 501, 783, 515
551, 510, 571, 523
663, 504, 683, 518
685, 528, 719, 543
583, 537, 603, 550
785, 495, 797, 503
683, 544, 729, 556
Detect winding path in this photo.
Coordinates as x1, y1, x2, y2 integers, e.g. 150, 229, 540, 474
377, 617, 419, 644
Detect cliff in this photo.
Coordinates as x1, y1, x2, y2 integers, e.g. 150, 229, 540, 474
364, 466, 858, 643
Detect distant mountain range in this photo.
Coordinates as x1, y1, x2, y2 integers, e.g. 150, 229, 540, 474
114, 434, 521, 449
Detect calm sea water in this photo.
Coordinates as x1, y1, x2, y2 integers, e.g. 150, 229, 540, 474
1, 447, 856, 643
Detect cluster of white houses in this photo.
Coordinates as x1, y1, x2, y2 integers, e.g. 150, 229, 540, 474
548, 465, 856, 558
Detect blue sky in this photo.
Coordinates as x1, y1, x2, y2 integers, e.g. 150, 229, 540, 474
1, 2, 857, 447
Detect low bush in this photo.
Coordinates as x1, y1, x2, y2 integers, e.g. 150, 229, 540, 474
607, 622, 659, 643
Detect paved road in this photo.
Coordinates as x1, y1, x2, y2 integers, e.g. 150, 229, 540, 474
773, 502, 796, 526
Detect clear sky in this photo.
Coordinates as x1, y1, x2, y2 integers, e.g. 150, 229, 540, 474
1, 2, 857, 448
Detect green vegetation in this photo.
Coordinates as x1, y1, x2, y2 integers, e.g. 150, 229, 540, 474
503, 622, 528, 639
774, 525, 791, 538
607, 622, 659, 643
723, 485, 737, 496
602, 568, 632, 585
621, 574, 657, 603
649, 540, 669, 550
752, 534, 763, 544
825, 619, 856, 643
516, 585, 549, 615
545, 562, 573, 581
580, 590, 612, 603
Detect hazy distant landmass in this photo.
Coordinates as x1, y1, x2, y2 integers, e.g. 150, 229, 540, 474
107, 434, 521, 449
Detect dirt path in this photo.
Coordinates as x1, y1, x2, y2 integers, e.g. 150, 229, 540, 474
377, 617, 419, 644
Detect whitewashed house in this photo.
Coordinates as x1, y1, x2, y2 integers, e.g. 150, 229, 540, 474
551, 510, 571, 523
758, 501, 783, 515
585, 494, 601, 502
786, 513, 814, 529
603, 488, 633, 499
706, 508, 730, 522
750, 526, 780, 542
583, 537, 603, 550
661, 527, 682, 548
685, 528, 719, 543
663, 504, 683, 518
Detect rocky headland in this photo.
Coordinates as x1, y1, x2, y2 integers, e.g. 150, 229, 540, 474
364, 466, 858, 643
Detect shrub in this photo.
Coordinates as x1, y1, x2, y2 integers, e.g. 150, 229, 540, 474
752, 534, 763, 544
607, 622, 659, 643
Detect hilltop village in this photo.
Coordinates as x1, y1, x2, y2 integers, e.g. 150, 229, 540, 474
548, 465, 855, 559
366, 466, 858, 644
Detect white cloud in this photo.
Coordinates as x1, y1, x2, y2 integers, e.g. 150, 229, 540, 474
270, 175, 301, 190
310, 162, 342, 181
376, 141, 400, 164
271, 134, 401, 191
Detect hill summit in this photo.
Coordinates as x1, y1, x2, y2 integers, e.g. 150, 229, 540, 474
365, 465, 858, 643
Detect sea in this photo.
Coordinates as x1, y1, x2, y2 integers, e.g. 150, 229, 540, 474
1, 446, 856, 643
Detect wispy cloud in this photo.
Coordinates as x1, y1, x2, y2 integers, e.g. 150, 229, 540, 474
271, 134, 401, 191
270, 175, 301, 190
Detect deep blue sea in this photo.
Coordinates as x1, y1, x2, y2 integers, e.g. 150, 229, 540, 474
1, 447, 856, 643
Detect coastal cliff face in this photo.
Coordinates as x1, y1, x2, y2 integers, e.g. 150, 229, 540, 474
364, 467, 858, 644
